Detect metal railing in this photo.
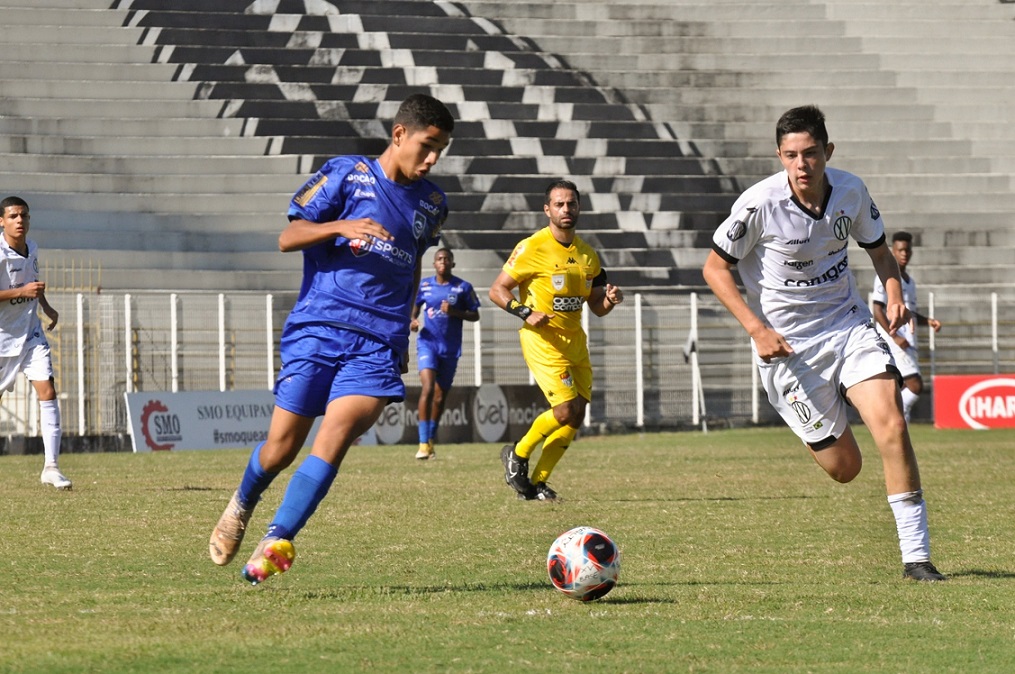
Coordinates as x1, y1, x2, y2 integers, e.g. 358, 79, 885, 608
3, 285, 1011, 437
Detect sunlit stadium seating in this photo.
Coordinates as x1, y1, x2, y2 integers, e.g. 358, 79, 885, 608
0, 0, 1013, 300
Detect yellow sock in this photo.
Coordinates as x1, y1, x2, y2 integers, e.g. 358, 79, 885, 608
531, 424, 578, 484
515, 409, 562, 459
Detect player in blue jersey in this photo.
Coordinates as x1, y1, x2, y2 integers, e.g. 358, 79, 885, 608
208, 93, 454, 585
410, 247, 480, 460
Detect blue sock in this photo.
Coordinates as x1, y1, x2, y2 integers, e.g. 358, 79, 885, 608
419, 419, 430, 444
267, 455, 338, 540
237, 443, 276, 508
429, 419, 439, 442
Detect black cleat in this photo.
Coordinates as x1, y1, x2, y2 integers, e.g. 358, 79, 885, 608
903, 561, 947, 582
533, 482, 559, 502
501, 444, 536, 499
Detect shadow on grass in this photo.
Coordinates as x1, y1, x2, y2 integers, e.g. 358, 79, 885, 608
605, 494, 818, 503
299, 580, 549, 600
946, 568, 1015, 579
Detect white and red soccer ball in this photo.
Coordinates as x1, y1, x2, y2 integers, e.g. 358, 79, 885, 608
546, 526, 621, 601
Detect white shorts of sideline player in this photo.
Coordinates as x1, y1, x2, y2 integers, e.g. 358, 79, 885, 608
0, 336, 53, 392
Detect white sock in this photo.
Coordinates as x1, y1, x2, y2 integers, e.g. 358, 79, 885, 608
887, 490, 930, 564
39, 399, 62, 468
900, 389, 919, 422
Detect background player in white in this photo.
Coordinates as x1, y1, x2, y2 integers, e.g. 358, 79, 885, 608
871, 231, 942, 422
702, 105, 945, 581
0, 196, 70, 489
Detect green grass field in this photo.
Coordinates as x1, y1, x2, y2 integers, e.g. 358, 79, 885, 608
2, 425, 1015, 673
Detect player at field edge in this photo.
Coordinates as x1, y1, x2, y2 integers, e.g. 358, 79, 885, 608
0, 196, 71, 490
701, 105, 946, 581
410, 247, 480, 460
870, 231, 942, 422
208, 93, 454, 584
489, 179, 623, 501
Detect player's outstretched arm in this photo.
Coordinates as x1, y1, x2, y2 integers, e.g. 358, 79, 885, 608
489, 271, 552, 328
278, 217, 393, 253
702, 250, 792, 361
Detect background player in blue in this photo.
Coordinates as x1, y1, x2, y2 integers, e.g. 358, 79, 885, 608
208, 94, 454, 585
410, 247, 480, 460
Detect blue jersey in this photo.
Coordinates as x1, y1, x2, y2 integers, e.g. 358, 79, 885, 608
284, 156, 446, 354
415, 275, 480, 358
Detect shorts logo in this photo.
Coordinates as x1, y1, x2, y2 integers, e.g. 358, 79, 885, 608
727, 220, 747, 242
551, 274, 565, 291
833, 214, 852, 241
791, 400, 812, 425
560, 371, 574, 389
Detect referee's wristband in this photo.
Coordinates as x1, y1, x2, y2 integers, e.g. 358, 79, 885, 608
506, 299, 533, 320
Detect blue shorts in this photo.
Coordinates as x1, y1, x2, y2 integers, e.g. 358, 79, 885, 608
417, 342, 460, 391
274, 327, 405, 418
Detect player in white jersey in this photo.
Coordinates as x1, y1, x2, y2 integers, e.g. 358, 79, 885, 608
871, 231, 941, 422
0, 196, 70, 489
703, 106, 944, 581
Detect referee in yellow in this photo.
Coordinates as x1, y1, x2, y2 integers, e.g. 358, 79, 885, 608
489, 179, 624, 501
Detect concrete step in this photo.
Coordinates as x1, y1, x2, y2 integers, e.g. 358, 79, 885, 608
0, 116, 251, 138
455, 1, 831, 21
0, 135, 276, 156
0, 43, 158, 63
0, 152, 303, 175
843, 20, 1015, 38
0, 78, 203, 100
0, 97, 230, 119
17, 191, 289, 214
3, 24, 145, 45
9, 171, 306, 194
0, 61, 180, 82
496, 18, 848, 38
622, 85, 921, 106
520, 35, 865, 54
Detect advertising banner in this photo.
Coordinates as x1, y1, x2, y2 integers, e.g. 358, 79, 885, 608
933, 375, 1015, 430
125, 384, 544, 451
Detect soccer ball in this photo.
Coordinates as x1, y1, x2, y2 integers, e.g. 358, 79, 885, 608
546, 526, 621, 601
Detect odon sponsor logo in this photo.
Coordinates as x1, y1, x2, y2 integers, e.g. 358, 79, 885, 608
958, 378, 1015, 430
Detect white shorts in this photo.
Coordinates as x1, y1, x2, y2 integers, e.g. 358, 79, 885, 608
0, 335, 53, 393
758, 319, 896, 448
888, 341, 920, 380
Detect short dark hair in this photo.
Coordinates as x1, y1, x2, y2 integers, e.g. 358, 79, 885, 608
434, 246, 454, 259
544, 179, 580, 205
393, 93, 455, 133
776, 105, 828, 148
0, 196, 29, 213
892, 231, 913, 244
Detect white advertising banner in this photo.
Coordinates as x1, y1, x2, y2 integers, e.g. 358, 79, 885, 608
124, 390, 377, 452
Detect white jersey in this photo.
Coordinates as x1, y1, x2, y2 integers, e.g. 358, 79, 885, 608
711, 167, 886, 344
871, 271, 918, 349
0, 237, 44, 357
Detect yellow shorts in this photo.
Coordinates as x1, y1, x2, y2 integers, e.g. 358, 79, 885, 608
519, 329, 593, 406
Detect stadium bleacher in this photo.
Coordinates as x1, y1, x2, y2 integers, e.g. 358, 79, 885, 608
0, 0, 1013, 299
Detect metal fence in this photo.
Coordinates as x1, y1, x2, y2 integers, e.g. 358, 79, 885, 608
2, 284, 1012, 438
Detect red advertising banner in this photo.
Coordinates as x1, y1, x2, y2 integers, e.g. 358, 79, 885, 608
933, 375, 1015, 430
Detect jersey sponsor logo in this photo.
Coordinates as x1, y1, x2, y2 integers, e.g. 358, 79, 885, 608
552, 295, 583, 312
418, 198, 441, 217
293, 173, 327, 207
551, 274, 565, 291
784, 258, 849, 287
727, 220, 747, 241
833, 214, 852, 241
787, 238, 809, 245
870, 199, 880, 220
412, 211, 428, 240
353, 189, 376, 199
783, 259, 813, 270
827, 243, 847, 256
345, 172, 376, 185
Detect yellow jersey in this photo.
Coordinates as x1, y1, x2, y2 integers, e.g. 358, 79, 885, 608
502, 227, 603, 362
